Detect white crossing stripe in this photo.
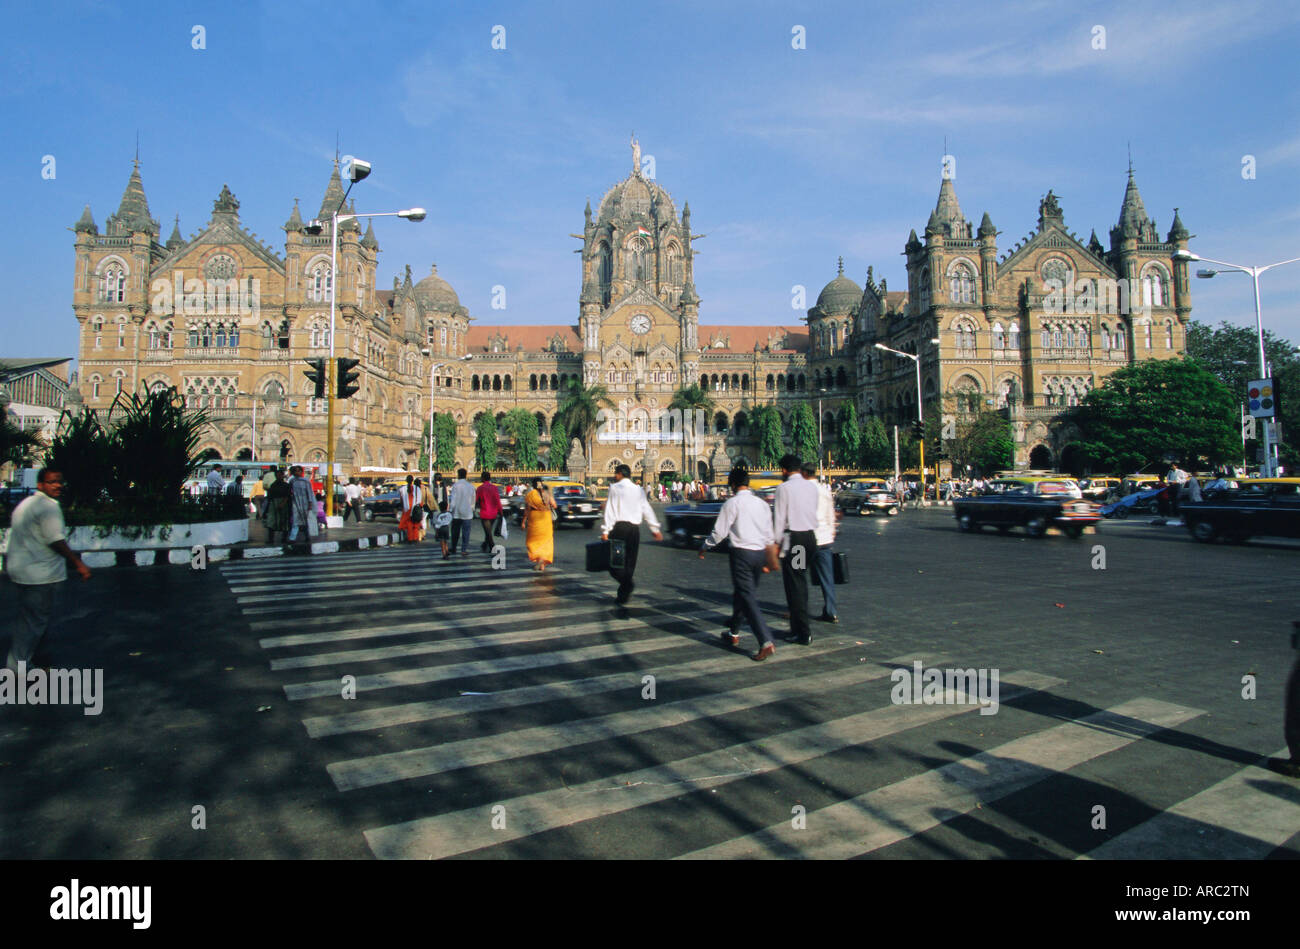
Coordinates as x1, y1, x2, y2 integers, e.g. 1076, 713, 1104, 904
224, 558, 502, 589
233, 572, 530, 602
283, 618, 730, 701
677, 697, 1204, 859
302, 641, 860, 738
330, 661, 901, 791
362, 671, 1062, 859
269, 605, 724, 670
257, 587, 642, 644
239, 575, 603, 617
1079, 748, 1300, 860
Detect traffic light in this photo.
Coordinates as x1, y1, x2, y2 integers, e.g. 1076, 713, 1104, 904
337, 357, 361, 400
912, 419, 925, 439
304, 358, 326, 399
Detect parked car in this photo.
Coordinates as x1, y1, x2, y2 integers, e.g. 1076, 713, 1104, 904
363, 486, 404, 521
835, 480, 900, 516
953, 477, 1100, 537
1182, 478, 1300, 544
1078, 476, 1121, 502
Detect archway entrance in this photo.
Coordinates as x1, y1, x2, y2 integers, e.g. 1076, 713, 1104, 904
1059, 443, 1086, 478
1028, 444, 1053, 470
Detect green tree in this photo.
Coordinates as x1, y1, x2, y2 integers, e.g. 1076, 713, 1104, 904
420, 412, 458, 472
836, 401, 862, 469
1186, 320, 1300, 469
859, 415, 890, 470
46, 407, 115, 509
950, 411, 1013, 475
0, 403, 45, 470
789, 402, 818, 465
104, 387, 212, 502
557, 379, 615, 467
752, 405, 785, 468
1071, 358, 1238, 472
668, 382, 715, 475
474, 409, 498, 471
548, 417, 567, 471
501, 408, 540, 469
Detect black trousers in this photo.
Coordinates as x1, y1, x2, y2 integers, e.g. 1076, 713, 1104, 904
609, 521, 641, 602
729, 547, 774, 647
781, 530, 817, 640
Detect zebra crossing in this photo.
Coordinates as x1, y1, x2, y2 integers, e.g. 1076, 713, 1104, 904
221, 546, 1300, 859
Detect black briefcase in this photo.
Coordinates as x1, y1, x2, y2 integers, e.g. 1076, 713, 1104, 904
832, 550, 849, 585
586, 539, 627, 572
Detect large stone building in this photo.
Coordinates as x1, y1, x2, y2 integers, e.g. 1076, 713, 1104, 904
70, 147, 1190, 478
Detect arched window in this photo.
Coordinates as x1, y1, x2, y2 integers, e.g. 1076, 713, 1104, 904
99, 264, 126, 303
1008, 321, 1020, 350
1142, 267, 1167, 308
1053, 327, 1064, 349
309, 262, 332, 303
1116, 327, 1127, 351
1143, 321, 1152, 349
948, 263, 976, 303
992, 322, 1004, 350
1165, 320, 1174, 348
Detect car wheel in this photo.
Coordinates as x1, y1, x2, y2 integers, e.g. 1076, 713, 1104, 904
1146, 500, 1161, 516
957, 514, 975, 532
1189, 520, 1217, 543
1063, 524, 1083, 539
887, 506, 900, 516
363, 507, 374, 521
859, 505, 870, 517
1025, 517, 1047, 538
1112, 505, 1129, 520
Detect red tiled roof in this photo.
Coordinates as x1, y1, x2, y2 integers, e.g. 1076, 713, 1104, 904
464, 325, 581, 353
698, 326, 808, 354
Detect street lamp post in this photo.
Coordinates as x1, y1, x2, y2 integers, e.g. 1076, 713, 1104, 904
817, 388, 827, 478
1176, 250, 1300, 477
304, 159, 424, 516
420, 352, 471, 489
876, 338, 941, 504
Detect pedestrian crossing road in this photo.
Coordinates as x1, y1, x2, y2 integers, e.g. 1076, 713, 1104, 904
219, 546, 1300, 860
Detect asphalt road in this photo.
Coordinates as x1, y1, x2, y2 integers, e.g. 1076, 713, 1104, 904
1, 506, 1297, 860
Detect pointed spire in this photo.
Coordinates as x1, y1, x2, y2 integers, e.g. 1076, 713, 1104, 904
284, 197, 304, 232
360, 219, 378, 250
1087, 229, 1104, 256
74, 204, 97, 235
1115, 167, 1151, 238
166, 214, 184, 250
107, 158, 158, 237
934, 177, 963, 225
978, 211, 996, 238
584, 200, 592, 228
1167, 207, 1189, 242
837, 256, 844, 276
318, 157, 347, 221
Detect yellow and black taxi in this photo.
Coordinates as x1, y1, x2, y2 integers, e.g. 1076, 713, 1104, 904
954, 476, 1099, 538
1078, 476, 1121, 502
1183, 477, 1300, 544
534, 479, 601, 529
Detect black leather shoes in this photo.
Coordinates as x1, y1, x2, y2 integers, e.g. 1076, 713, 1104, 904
818, 613, 839, 624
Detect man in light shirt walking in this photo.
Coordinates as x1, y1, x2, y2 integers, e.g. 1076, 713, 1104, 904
699, 468, 780, 661
449, 468, 477, 557
801, 461, 839, 624
600, 464, 662, 605
4, 468, 92, 673
773, 453, 821, 645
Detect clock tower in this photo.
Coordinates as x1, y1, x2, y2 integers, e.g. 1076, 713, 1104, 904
576, 140, 701, 470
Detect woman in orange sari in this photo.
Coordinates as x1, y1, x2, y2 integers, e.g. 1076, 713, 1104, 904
397, 475, 424, 543
524, 478, 558, 571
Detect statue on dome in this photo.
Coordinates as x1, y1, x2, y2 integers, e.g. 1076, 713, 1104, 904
630, 134, 641, 176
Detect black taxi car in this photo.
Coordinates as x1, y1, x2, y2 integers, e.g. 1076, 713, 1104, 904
835, 479, 901, 517
953, 476, 1099, 538
1182, 478, 1300, 544
509, 480, 601, 529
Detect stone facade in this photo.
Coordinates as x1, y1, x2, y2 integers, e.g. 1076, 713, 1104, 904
71, 149, 1190, 478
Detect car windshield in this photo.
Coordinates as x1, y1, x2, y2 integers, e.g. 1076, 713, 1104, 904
1038, 482, 1074, 494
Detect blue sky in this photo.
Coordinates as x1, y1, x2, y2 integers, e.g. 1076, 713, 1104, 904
3, 0, 1298, 361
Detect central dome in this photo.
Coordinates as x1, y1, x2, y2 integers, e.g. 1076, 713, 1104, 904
596, 172, 677, 226
815, 259, 861, 315
413, 264, 460, 312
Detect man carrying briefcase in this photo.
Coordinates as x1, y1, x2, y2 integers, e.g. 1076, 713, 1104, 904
802, 461, 842, 624
599, 465, 662, 605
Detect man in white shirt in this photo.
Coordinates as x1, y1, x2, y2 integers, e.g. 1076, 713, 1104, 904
206, 465, 226, 495
449, 468, 477, 556
4, 468, 92, 673
601, 464, 662, 604
342, 479, 364, 523
801, 461, 839, 624
772, 453, 821, 645
699, 468, 779, 661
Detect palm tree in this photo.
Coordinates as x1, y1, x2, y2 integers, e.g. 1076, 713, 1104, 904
0, 402, 45, 471
556, 380, 615, 470
669, 382, 715, 480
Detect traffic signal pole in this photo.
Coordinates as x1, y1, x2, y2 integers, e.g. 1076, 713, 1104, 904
326, 358, 336, 518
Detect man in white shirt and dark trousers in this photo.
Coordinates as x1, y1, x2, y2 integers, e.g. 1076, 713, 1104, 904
600, 464, 662, 605
801, 461, 839, 624
773, 453, 821, 645
700, 468, 779, 661
449, 468, 477, 557
4, 468, 92, 673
